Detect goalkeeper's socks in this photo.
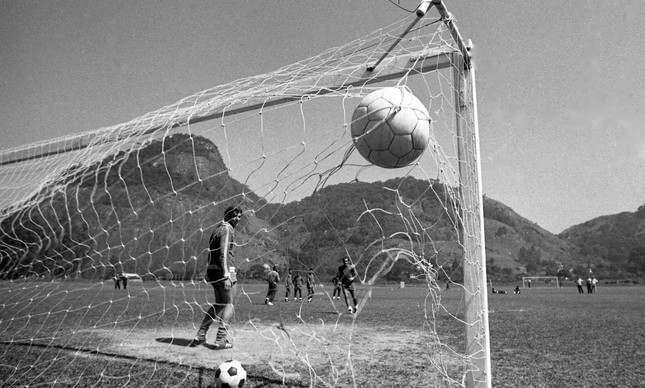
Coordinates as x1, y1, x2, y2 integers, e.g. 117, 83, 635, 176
215, 327, 227, 344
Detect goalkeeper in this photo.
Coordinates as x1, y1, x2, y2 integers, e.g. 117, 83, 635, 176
191, 206, 242, 350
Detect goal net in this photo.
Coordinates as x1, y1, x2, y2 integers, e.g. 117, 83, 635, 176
522, 276, 561, 288
0, 2, 490, 387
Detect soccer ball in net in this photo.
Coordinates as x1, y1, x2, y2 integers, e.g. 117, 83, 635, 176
351, 87, 431, 168
215, 359, 247, 388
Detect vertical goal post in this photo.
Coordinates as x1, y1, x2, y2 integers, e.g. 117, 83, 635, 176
453, 51, 491, 388
0, 1, 491, 387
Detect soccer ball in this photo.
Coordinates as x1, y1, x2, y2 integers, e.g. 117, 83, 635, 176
215, 359, 247, 388
351, 87, 431, 168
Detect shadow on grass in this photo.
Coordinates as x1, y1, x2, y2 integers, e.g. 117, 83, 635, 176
155, 337, 234, 351
155, 337, 194, 347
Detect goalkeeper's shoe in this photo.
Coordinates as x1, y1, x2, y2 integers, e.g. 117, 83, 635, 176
189, 336, 206, 347
213, 340, 234, 350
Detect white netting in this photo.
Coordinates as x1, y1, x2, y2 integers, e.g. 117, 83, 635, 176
0, 10, 488, 388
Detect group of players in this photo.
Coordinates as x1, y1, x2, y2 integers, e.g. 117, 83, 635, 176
189, 206, 359, 349
263, 260, 359, 315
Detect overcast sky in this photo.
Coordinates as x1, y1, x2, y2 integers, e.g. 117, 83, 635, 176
1, 0, 644, 233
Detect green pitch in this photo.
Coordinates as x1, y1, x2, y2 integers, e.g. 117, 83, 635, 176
0, 281, 643, 387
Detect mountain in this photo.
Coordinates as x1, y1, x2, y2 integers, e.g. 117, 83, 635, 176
257, 178, 463, 280
558, 205, 645, 278
482, 197, 579, 279
0, 134, 284, 280
2, 135, 641, 282
255, 179, 582, 282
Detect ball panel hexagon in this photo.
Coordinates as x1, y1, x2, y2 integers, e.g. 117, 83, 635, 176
369, 150, 399, 168
364, 121, 394, 151
389, 134, 414, 158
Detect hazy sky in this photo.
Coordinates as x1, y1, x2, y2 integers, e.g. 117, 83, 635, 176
1, 0, 644, 233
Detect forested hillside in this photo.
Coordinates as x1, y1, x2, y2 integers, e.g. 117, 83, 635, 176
2, 135, 642, 283
559, 205, 645, 278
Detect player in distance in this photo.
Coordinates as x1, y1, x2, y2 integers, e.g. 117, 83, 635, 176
338, 256, 359, 314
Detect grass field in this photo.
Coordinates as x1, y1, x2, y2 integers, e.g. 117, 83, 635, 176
0, 280, 643, 387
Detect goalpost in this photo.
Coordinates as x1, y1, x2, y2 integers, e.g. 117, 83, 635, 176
523, 276, 561, 288
0, 1, 490, 387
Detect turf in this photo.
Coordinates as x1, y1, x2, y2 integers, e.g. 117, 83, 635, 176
0, 281, 643, 387
488, 286, 645, 387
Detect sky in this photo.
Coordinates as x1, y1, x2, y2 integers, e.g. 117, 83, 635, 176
1, 0, 644, 234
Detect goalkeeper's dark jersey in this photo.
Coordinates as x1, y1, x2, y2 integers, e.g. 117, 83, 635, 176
207, 221, 236, 280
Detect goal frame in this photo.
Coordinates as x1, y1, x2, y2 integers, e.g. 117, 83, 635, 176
0, 1, 491, 387
523, 276, 561, 288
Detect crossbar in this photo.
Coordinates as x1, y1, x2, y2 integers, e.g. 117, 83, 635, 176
0, 46, 458, 167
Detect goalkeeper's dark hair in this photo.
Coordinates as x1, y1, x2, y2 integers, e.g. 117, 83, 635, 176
223, 206, 243, 221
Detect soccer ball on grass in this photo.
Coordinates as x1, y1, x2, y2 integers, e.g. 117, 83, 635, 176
215, 359, 247, 388
351, 87, 431, 168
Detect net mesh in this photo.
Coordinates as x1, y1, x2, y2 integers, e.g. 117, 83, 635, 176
0, 11, 488, 388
